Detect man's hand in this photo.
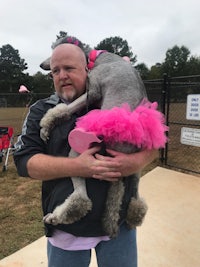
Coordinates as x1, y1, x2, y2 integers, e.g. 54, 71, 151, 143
94, 148, 158, 177
77, 147, 122, 181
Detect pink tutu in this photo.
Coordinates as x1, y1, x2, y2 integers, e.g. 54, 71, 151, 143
69, 101, 168, 153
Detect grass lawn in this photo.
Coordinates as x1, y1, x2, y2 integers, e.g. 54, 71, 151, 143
0, 161, 44, 260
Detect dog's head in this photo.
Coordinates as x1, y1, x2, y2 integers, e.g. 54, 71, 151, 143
40, 36, 90, 71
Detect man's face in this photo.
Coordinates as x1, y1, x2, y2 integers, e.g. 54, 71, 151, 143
50, 44, 88, 102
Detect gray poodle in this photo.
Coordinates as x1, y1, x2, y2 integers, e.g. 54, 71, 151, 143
40, 50, 149, 237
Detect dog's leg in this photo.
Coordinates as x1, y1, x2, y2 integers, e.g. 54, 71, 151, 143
43, 176, 92, 225
40, 93, 88, 142
126, 197, 148, 228
102, 180, 124, 237
43, 149, 92, 225
126, 175, 148, 228
40, 103, 70, 141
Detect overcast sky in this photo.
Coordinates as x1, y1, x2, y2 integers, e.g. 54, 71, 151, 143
1, 0, 200, 75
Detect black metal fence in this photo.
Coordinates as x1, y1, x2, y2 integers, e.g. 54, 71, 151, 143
0, 92, 51, 108
144, 75, 200, 174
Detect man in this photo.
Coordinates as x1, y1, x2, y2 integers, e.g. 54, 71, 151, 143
14, 38, 157, 267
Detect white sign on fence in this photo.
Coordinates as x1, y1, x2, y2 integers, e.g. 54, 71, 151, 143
186, 94, 200, 120
181, 127, 200, 147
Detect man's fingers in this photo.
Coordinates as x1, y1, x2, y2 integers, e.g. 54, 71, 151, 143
86, 146, 101, 154
94, 154, 121, 166
92, 172, 121, 181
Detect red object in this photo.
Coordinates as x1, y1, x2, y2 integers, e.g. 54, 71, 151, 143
0, 127, 14, 150
0, 126, 14, 171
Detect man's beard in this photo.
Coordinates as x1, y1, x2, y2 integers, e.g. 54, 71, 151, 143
60, 88, 77, 103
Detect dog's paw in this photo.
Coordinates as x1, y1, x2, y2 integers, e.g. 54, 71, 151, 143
126, 197, 148, 228
102, 219, 119, 238
40, 127, 50, 142
43, 197, 92, 225
43, 213, 60, 225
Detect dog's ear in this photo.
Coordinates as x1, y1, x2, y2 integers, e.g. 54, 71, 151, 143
40, 57, 51, 70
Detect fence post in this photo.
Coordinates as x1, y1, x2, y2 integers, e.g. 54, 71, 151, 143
160, 73, 168, 163
161, 73, 167, 115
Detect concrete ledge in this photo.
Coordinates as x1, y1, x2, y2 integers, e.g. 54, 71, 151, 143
0, 236, 47, 267
0, 167, 199, 267
0, 236, 98, 267
137, 167, 200, 267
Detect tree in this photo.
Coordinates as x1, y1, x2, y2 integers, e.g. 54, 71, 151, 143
0, 44, 28, 92
32, 71, 53, 93
147, 63, 163, 79
135, 63, 149, 80
162, 45, 191, 77
186, 55, 200, 75
95, 36, 137, 64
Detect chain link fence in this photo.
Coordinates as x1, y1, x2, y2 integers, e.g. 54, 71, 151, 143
145, 75, 200, 174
